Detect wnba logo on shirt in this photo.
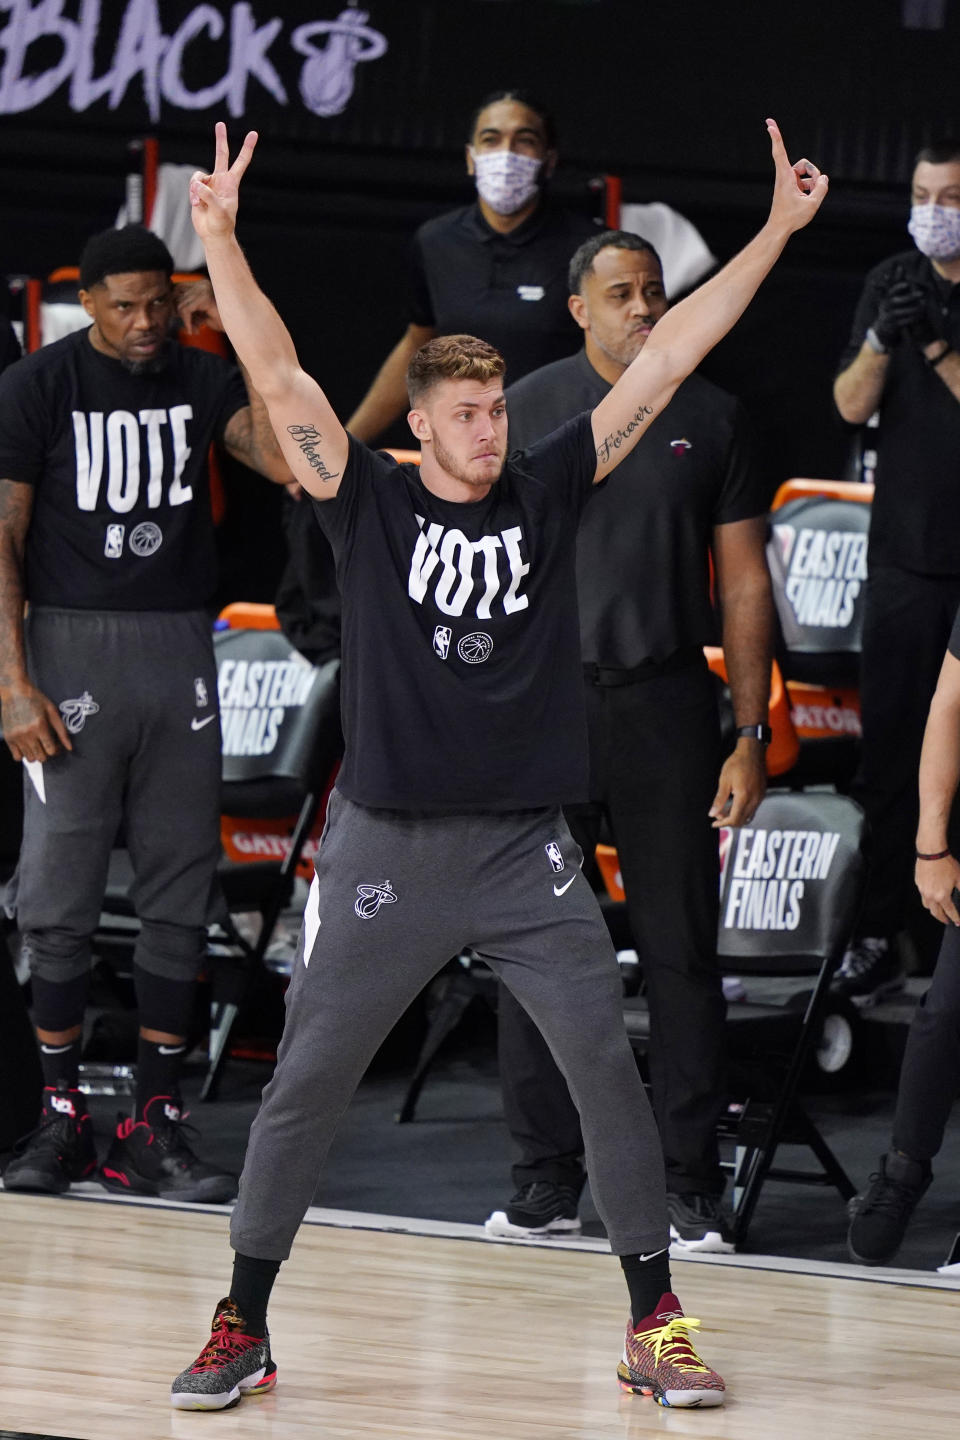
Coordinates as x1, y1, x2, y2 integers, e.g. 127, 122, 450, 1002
408, 516, 530, 619
355, 881, 398, 919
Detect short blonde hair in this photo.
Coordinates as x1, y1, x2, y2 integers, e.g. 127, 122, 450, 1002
406, 334, 505, 406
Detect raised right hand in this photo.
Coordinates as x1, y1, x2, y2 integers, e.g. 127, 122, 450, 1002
189, 121, 258, 243
1, 682, 72, 763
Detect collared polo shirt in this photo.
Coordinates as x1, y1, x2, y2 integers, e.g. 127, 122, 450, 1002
408, 200, 598, 385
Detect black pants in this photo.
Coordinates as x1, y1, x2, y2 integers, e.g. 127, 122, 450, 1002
856, 565, 960, 941
498, 656, 726, 1198
893, 922, 960, 1162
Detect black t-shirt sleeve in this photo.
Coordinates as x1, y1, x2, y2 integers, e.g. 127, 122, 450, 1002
213, 365, 250, 444
518, 411, 596, 514
310, 432, 382, 557
713, 401, 769, 525
949, 605, 960, 663
0, 361, 46, 484
406, 231, 435, 328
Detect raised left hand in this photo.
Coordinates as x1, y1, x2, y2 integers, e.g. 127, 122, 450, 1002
765, 118, 829, 237
709, 743, 767, 829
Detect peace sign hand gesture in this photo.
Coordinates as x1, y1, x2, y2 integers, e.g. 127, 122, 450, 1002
189, 121, 258, 242
765, 117, 829, 237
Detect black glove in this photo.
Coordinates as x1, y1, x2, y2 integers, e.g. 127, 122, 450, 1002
871, 277, 929, 349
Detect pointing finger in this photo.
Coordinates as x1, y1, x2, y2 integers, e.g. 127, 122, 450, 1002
766, 116, 789, 172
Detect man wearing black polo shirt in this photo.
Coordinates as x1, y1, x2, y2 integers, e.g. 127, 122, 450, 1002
346, 90, 596, 442
833, 141, 960, 1004
485, 231, 773, 1254
0, 225, 290, 1202
170, 119, 825, 1413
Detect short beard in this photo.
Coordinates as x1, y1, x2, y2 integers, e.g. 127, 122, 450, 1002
432, 432, 503, 489
119, 349, 169, 377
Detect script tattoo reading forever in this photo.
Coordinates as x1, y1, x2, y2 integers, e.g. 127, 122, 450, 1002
286, 423, 340, 483
595, 402, 654, 465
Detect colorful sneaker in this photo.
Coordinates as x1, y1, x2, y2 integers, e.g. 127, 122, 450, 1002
667, 1192, 735, 1254
831, 937, 904, 1008
2, 1085, 97, 1194
847, 1150, 932, 1265
171, 1297, 277, 1410
484, 1180, 582, 1238
99, 1095, 238, 1203
617, 1293, 725, 1408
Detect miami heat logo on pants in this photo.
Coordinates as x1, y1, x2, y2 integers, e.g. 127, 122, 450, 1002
58, 691, 100, 734
354, 881, 398, 919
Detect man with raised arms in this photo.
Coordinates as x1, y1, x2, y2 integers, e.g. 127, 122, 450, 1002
170, 119, 826, 1413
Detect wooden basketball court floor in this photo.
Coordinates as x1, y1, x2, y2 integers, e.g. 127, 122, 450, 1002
2, 1188, 959, 1440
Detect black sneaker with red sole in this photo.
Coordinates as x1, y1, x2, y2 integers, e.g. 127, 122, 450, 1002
3, 1085, 97, 1194
99, 1095, 238, 1203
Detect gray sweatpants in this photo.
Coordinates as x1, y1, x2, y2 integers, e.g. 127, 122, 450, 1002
230, 790, 668, 1259
15, 607, 222, 987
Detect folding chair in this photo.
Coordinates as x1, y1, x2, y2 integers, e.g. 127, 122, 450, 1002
767, 482, 872, 784
203, 621, 342, 1099
621, 790, 865, 1246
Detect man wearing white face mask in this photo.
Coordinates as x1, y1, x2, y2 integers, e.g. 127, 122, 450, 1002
346, 89, 597, 443
833, 139, 960, 1005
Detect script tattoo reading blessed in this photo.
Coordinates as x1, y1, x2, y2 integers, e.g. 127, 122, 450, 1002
286, 423, 340, 483
595, 402, 654, 465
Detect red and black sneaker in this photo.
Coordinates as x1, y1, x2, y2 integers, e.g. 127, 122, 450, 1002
617, 1292, 726, 1408
99, 1095, 238, 1203
2, 1084, 97, 1194
171, 1297, 277, 1410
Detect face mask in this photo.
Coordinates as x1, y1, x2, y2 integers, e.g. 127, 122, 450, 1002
908, 202, 960, 261
470, 149, 543, 216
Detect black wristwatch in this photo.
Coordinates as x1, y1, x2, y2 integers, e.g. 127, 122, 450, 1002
736, 723, 772, 747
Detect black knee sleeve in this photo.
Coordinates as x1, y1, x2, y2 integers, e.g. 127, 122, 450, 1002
133, 964, 198, 1037
134, 918, 205, 983
30, 970, 91, 1032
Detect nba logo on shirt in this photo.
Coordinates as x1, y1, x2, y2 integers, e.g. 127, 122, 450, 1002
433, 625, 452, 660
545, 841, 564, 873
104, 524, 125, 558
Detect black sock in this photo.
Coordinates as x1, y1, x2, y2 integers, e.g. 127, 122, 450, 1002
135, 1036, 186, 1122
619, 1248, 672, 1326
230, 1252, 281, 1336
39, 1037, 82, 1090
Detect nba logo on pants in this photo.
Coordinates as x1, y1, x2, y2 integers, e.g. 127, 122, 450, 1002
545, 841, 564, 873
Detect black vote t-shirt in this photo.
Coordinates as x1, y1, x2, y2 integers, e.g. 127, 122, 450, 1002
408, 202, 598, 385
506, 351, 765, 667
0, 329, 247, 609
313, 415, 597, 810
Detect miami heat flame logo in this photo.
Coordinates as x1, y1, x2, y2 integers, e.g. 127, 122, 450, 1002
355, 880, 398, 919
59, 691, 100, 734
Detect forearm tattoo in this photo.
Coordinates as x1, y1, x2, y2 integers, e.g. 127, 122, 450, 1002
287, 423, 340, 483
595, 402, 654, 465
0, 481, 30, 690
